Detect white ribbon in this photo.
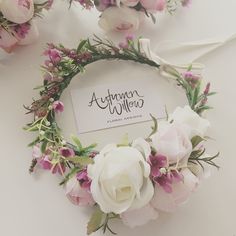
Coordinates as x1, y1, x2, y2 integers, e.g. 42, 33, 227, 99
139, 33, 236, 77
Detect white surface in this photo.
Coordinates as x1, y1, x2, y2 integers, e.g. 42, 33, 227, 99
0, 0, 236, 235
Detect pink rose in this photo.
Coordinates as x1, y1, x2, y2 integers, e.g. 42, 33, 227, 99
120, 0, 140, 7
98, 6, 142, 32
151, 168, 199, 212
0, 0, 34, 24
140, 0, 166, 13
65, 177, 95, 206
0, 27, 18, 53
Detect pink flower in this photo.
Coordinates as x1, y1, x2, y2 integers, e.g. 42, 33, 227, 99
14, 23, 30, 39
44, 49, 62, 64
151, 168, 199, 212
76, 169, 91, 189
59, 147, 75, 157
65, 176, 95, 206
181, 0, 192, 7
140, 0, 166, 13
0, 27, 18, 53
148, 154, 167, 177
52, 101, 64, 113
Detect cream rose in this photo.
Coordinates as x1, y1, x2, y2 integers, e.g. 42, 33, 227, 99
0, 0, 34, 24
87, 139, 154, 214
151, 121, 192, 164
98, 6, 142, 32
170, 106, 210, 139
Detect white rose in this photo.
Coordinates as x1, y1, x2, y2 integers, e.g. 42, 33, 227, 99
98, 6, 142, 32
151, 168, 199, 212
170, 106, 210, 139
0, 0, 34, 24
151, 121, 192, 164
87, 139, 154, 214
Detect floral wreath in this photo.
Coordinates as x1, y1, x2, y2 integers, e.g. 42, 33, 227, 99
24, 35, 219, 235
70, 0, 191, 32
0, 0, 53, 53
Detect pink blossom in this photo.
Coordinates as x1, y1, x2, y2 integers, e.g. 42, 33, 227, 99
44, 49, 61, 64
140, 0, 166, 13
14, 23, 30, 39
65, 176, 95, 206
76, 169, 91, 189
0, 27, 18, 53
59, 147, 75, 157
182, 0, 192, 7
52, 101, 64, 113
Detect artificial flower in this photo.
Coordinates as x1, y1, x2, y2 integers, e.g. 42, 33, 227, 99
151, 168, 199, 212
0, 27, 18, 53
121, 204, 158, 228
140, 0, 166, 13
151, 121, 192, 164
169, 106, 210, 139
52, 101, 64, 113
98, 6, 142, 32
87, 139, 154, 214
18, 21, 39, 45
0, 0, 34, 24
65, 176, 95, 206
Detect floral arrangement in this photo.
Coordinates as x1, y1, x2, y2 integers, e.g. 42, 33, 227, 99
71, 0, 191, 32
0, 0, 53, 53
24, 36, 219, 235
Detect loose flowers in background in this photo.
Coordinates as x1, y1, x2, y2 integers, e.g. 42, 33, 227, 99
24, 35, 219, 235
0, 0, 53, 53
70, 0, 192, 32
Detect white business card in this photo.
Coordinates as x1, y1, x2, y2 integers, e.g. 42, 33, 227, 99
71, 80, 166, 134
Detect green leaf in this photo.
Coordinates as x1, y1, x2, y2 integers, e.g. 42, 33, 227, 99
71, 135, 83, 150
67, 156, 94, 166
149, 114, 158, 137
77, 39, 88, 53
191, 135, 205, 149
87, 206, 104, 235
59, 167, 80, 185
40, 140, 48, 153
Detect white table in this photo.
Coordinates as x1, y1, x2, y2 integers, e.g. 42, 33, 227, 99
0, 0, 236, 235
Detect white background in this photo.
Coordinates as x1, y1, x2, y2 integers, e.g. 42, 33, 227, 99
1, 0, 236, 235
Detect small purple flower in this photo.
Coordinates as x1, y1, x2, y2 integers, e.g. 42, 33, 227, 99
148, 154, 167, 177
126, 34, 134, 42
182, 71, 201, 89
52, 101, 64, 113
44, 49, 61, 64
59, 147, 75, 157
76, 169, 91, 189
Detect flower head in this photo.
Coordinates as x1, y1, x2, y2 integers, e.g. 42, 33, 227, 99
52, 101, 64, 113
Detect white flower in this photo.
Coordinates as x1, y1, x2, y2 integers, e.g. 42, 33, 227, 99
121, 204, 158, 228
0, 0, 34, 24
98, 6, 142, 32
170, 106, 210, 139
87, 138, 154, 214
151, 168, 199, 212
151, 121, 192, 164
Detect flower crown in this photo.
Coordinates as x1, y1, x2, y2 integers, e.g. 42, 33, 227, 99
24, 35, 219, 235
0, 0, 53, 53
71, 0, 191, 32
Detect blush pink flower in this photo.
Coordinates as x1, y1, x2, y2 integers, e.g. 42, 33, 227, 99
65, 176, 95, 206
44, 49, 62, 64
0, 27, 18, 53
77, 169, 91, 189
140, 0, 166, 13
182, 0, 192, 7
52, 101, 64, 113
